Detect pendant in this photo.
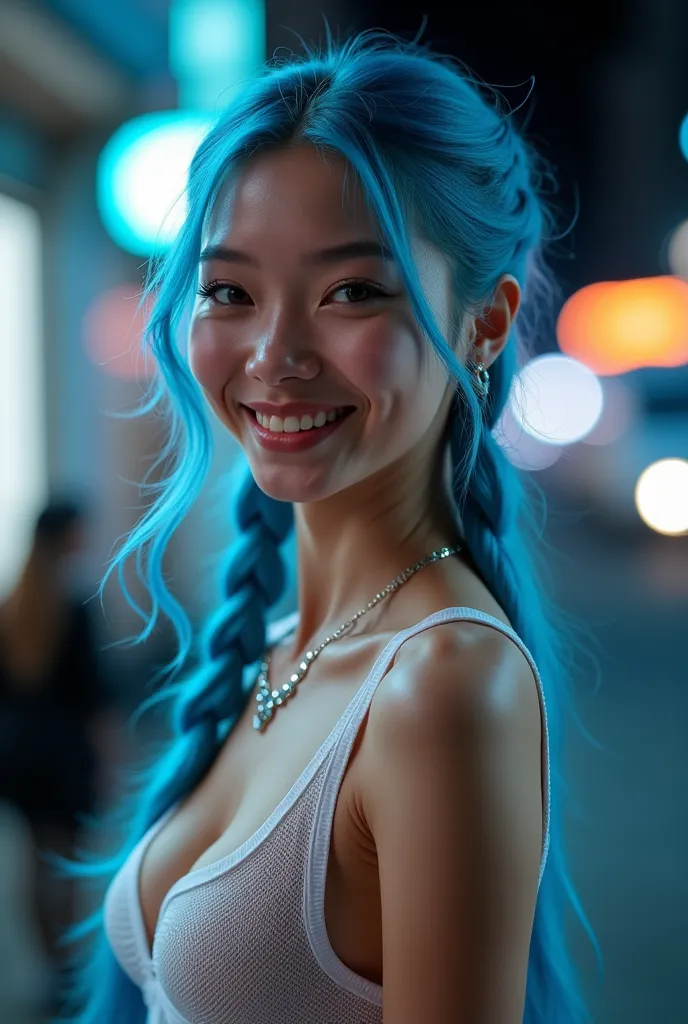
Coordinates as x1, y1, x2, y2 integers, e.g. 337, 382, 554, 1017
252, 650, 316, 732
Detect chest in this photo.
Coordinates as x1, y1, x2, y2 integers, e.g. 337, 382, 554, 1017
138, 635, 395, 984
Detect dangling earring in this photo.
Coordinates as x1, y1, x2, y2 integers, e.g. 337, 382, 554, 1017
472, 360, 490, 403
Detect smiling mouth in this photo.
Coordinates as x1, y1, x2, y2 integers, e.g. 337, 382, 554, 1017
240, 404, 356, 451
245, 406, 355, 434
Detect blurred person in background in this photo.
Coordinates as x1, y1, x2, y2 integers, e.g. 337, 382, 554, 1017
0, 498, 109, 994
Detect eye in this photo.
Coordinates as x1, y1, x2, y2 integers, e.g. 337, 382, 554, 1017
197, 281, 251, 306
325, 279, 389, 305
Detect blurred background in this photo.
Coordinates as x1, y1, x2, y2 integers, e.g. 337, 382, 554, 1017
0, 1, 686, 1021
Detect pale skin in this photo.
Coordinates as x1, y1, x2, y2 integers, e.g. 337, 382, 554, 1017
179, 145, 544, 1021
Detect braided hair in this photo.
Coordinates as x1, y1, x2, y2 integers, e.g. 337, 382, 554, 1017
52, 29, 600, 1024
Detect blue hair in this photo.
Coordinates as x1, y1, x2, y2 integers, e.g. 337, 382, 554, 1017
51, 29, 602, 1023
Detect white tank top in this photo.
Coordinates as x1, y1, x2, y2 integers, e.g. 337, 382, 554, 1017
103, 607, 551, 1023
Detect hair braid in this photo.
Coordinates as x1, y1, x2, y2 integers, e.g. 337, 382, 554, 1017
450, 409, 524, 613
174, 466, 293, 749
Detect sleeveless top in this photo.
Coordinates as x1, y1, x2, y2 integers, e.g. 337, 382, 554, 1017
104, 607, 552, 1024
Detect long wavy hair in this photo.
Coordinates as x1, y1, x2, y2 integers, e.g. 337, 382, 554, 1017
51, 29, 602, 1023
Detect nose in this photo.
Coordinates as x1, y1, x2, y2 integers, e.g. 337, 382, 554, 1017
245, 311, 320, 385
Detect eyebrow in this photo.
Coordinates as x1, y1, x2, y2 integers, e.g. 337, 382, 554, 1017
198, 239, 394, 267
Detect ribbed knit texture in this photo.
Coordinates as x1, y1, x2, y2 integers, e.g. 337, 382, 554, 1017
104, 607, 551, 1023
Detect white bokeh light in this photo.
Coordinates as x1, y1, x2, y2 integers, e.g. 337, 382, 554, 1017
494, 403, 563, 471
582, 376, 638, 446
0, 193, 46, 593
635, 458, 688, 536
510, 354, 604, 446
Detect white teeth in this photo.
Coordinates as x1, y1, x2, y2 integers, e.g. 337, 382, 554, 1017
256, 408, 349, 433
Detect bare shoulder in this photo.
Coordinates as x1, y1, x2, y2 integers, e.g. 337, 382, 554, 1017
359, 619, 545, 1021
367, 617, 542, 750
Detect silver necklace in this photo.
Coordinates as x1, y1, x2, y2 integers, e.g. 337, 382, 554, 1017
253, 544, 463, 732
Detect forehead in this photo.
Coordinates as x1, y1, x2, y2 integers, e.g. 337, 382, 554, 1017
204, 146, 380, 246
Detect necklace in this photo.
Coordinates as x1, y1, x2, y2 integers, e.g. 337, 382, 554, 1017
252, 544, 463, 732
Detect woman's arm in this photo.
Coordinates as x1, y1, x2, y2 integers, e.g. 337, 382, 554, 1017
363, 623, 544, 1024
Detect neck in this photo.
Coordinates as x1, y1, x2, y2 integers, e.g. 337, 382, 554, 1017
285, 440, 463, 658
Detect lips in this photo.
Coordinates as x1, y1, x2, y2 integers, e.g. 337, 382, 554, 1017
241, 403, 355, 453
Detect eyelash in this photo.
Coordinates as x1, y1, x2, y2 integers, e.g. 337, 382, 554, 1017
196, 278, 390, 307
197, 281, 247, 305
324, 278, 390, 304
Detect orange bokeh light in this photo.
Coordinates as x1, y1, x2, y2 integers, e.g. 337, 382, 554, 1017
82, 285, 157, 380
556, 276, 688, 376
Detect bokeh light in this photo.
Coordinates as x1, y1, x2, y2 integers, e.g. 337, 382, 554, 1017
582, 376, 638, 446
635, 458, 688, 536
557, 276, 688, 375
509, 354, 604, 445
82, 285, 156, 380
494, 401, 563, 471
97, 111, 212, 256
170, 0, 266, 110
0, 193, 46, 592
667, 219, 688, 280
680, 112, 688, 163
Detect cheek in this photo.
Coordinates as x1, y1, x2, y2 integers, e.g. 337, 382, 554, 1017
348, 315, 421, 395
349, 314, 445, 449
188, 318, 233, 397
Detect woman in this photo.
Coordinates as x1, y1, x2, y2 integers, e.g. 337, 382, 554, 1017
0, 500, 103, 977
58, 31, 599, 1024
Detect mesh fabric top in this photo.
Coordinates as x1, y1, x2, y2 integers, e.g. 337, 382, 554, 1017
104, 608, 552, 1023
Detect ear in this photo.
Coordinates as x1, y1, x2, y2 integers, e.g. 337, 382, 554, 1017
471, 275, 521, 369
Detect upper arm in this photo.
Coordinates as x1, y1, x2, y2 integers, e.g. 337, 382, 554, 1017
364, 624, 544, 1024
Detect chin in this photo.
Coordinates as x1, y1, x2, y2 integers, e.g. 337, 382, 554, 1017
248, 464, 339, 505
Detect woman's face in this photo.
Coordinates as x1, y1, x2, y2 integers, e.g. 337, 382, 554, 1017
189, 145, 461, 505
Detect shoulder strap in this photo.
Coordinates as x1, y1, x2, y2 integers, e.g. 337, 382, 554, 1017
310, 607, 551, 896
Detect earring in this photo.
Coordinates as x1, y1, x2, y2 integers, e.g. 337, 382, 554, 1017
473, 360, 490, 402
